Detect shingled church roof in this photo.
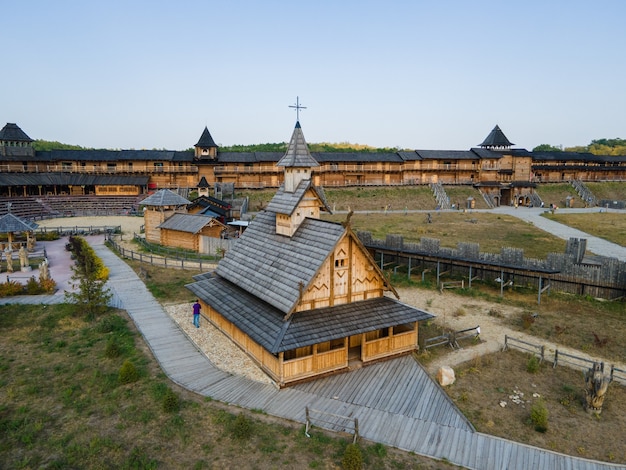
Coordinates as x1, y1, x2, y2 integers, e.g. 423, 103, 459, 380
276, 121, 319, 168
214, 210, 345, 314
265, 179, 331, 216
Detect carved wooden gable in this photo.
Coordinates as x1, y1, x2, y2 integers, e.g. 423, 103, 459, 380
296, 230, 390, 313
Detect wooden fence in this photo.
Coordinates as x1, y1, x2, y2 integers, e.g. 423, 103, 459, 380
132, 234, 230, 261
106, 236, 217, 272
503, 335, 625, 385
424, 326, 480, 350
503, 335, 545, 362
305, 406, 359, 444
362, 233, 626, 301
36, 225, 121, 236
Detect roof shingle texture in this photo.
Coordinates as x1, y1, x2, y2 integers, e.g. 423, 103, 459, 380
141, 189, 190, 207
276, 122, 319, 168
157, 213, 220, 233
0, 213, 39, 232
0, 123, 33, 142
215, 210, 345, 314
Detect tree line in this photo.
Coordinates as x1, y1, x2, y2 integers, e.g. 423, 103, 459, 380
32, 137, 626, 156
533, 138, 626, 156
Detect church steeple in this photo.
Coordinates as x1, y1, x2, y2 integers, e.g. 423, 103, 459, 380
277, 121, 319, 192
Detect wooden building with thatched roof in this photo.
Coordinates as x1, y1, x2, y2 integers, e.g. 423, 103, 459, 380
187, 122, 434, 387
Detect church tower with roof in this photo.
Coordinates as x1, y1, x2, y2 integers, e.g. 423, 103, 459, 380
266, 121, 330, 237
194, 126, 218, 160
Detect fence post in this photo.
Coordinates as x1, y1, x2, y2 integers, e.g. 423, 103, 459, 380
540, 345, 545, 362
553, 349, 559, 368
503, 335, 508, 351
305, 406, 311, 437
353, 418, 359, 444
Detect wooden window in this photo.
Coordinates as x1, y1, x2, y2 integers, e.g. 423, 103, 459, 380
393, 322, 414, 335
284, 345, 313, 360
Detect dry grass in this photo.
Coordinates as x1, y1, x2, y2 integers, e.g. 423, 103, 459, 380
506, 293, 626, 363
0, 304, 450, 469
543, 212, 626, 246
323, 211, 566, 258
449, 349, 626, 464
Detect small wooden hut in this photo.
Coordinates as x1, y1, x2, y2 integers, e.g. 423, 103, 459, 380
141, 189, 190, 244
187, 122, 434, 387
157, 213, 227, 253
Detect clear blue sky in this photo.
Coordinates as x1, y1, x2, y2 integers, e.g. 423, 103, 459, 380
3, 1, 625, 151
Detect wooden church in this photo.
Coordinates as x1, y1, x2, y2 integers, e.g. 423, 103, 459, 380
187, 121, 434, 387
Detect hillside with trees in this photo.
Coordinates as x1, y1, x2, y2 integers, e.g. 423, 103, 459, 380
534, 138, 626, 155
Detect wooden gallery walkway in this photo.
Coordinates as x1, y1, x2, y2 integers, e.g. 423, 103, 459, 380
89, 239, 620, 470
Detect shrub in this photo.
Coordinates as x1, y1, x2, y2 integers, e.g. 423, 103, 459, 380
25, 276, 42, 295
0, 280, 24, 297
526, 355, 541, 374
105, 337, 123, 358
231, 413, 252, 440
367, 442, 387, 458
341, 443, 363, 470
530, 400, 548, 432
118, 359, 139, 384
488, 308, 503, 318
39, 278, 57, 293
162, 388, 180, 413
37, 231, 60, 241
521, 312, 536, 329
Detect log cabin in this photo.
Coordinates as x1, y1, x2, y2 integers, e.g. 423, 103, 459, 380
157, 213, 227, 253
186, 122, 435, 387
140, 189, 190, 244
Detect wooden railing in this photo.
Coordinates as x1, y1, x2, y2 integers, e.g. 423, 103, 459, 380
282, 348, 346, 379
363, 330, 416, 359
0, 163, 198, 174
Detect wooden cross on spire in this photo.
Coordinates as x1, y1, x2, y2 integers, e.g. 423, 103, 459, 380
289, 96, 307, 121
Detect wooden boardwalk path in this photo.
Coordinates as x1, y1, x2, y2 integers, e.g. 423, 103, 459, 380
2, 237, 621, 469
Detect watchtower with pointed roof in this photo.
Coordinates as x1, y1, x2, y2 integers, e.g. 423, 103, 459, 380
141, 189, 191, 244
479, 125, 514, 150
194, 126, 218, 160
0, 123, 34, 158
197, 176, 211, 197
